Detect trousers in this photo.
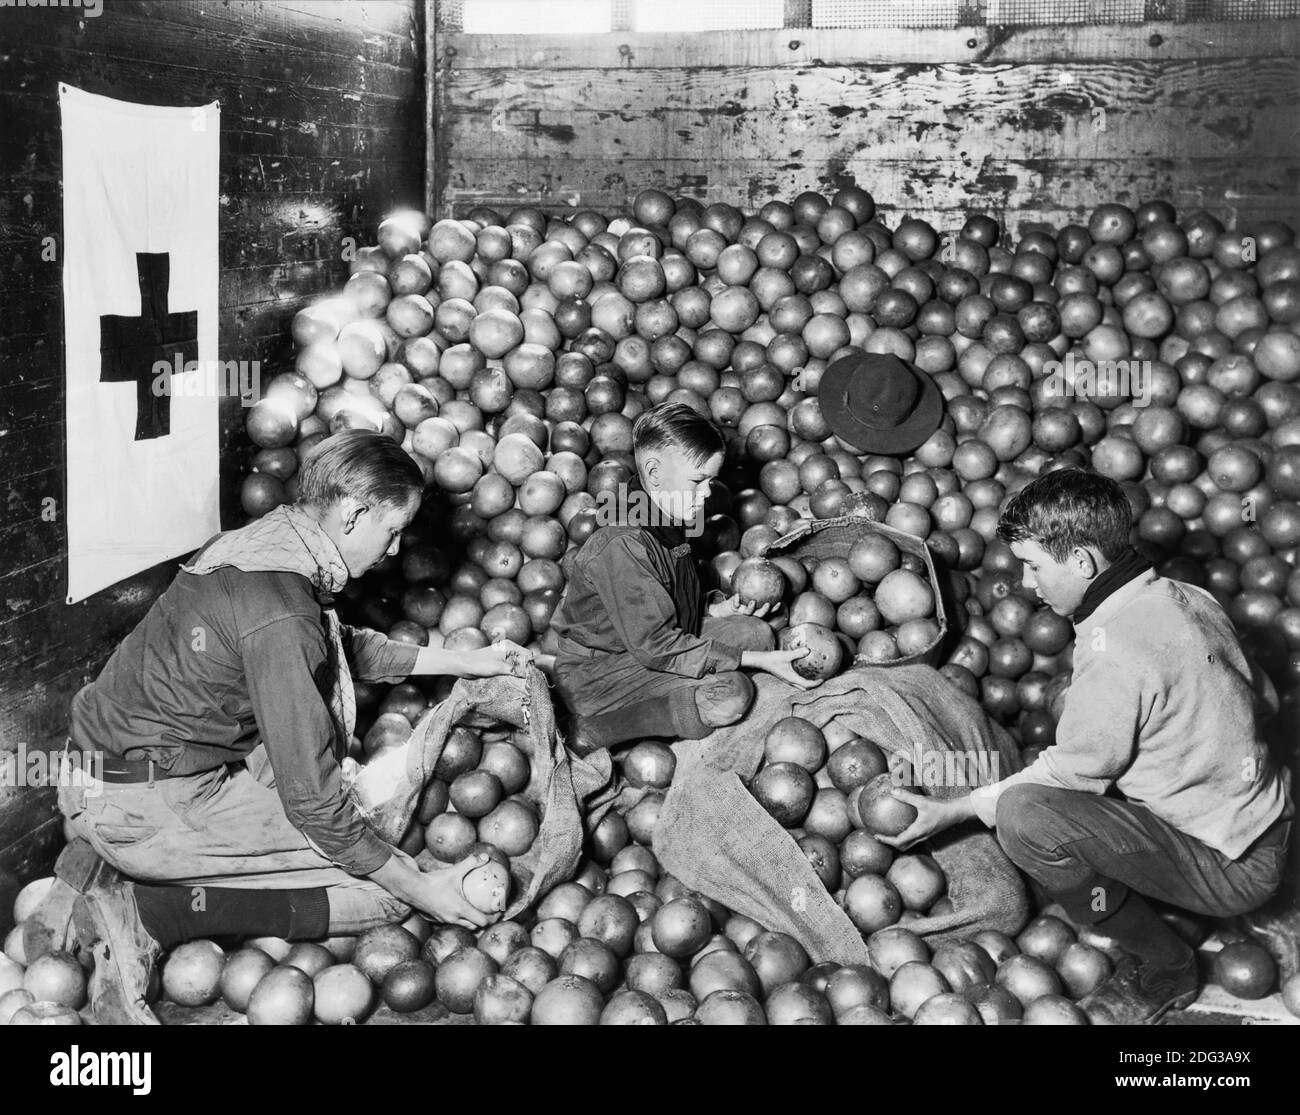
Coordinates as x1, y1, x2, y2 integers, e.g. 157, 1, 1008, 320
57, 746, 408, 934
995, 783, 1291, 920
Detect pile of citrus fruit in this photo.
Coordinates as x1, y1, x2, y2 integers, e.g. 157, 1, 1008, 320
239, 189, 1299, 753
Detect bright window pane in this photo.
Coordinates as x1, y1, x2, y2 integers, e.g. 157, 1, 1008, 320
462, 0, 613, 33
632, 0, 785, 31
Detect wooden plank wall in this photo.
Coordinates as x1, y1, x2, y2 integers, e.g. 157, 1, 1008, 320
429, 17, 1300, 235
0, 0, 424, 900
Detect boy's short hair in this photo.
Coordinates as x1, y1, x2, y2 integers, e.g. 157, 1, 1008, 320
997, 468, 1132, 562
632, 402, 725, 464
297, 430, 424, 512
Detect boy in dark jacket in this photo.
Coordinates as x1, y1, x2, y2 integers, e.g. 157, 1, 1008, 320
552, 403, 817, 754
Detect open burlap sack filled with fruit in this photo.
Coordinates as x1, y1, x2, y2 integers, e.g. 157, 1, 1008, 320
347, 666, 616, 920
655, 664, 1030, 963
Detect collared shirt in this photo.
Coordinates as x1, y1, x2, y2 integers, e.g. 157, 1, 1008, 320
70, 566, 419, 875
969, 572, 1292, 860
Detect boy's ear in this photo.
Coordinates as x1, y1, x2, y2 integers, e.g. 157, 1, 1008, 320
642, 455, 661, 488
1071, 545, 1100, 579
340, 498, 366, 534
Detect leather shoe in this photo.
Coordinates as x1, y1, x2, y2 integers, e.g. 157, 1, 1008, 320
23, 838, 119, 963
1079, 953, 1199, 1025
72, 881, 161, 1026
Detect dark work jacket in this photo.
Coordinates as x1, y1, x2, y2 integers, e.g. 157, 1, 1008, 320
69, 566, 418, 875
551, 516, 742, 681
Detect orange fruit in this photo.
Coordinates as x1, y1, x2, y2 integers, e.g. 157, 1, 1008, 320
875, 569, 935, 624
765, 981, 834, 1024
219, 940, 275, 1013
1210, 941, 1276, 1000
22, 951, 88, 1010
247, 965, 315, 1025
913, 991, 983, 1025
9, 1001, 82, 1025
160, 940, 225, 1007
0, 988, 36, 1025
282, 942, 334, 979
844, 874, 903, 934
890, 961, 951, 1020
695, 987, 767, 1025
435, 947, 499, 1014
353, 924, 420, 984
531, 974, 605, 1025
600, 989, 669, 1025
763, 717, 828, 772
650, 898, 713, 959
1055, 942, 1113, 999
473, 973, 534, 1024
312, 963, 374, 1025
886, 854, 947, 912
499, 947, 557, 996
1016, 915, 1077, 966
382, 959, 438, 1012
1024, 994, 1090, 1024
996, 954, 1063, 1007
559, 938, 621, 995
866, 926, 929, 978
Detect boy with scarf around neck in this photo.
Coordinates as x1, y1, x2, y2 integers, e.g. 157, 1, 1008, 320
30, 431, 532, 1024
551, 403, 820, 755
880, 469, 1293, 1024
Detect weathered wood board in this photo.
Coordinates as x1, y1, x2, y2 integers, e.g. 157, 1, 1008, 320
0, 0, 425, 870
430, 18, 1300, 233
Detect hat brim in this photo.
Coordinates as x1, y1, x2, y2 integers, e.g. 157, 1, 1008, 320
818, 359, 945, 456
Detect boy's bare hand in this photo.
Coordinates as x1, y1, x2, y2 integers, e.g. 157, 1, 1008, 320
878, 790, 973, 851
462, 640, 534, 678
709, 593, 775, 620
410, 853, 502, 929
749, 648, 823, 691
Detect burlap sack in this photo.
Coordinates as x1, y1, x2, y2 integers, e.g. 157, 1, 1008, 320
765, 515, 950, 668
347, 666, 615, 920
655, 664, 1031, 963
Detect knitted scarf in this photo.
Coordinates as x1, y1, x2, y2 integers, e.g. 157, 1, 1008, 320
182, 504, 356, 750
1072, 545, 1153, 626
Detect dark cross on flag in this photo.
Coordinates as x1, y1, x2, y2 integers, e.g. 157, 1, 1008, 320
99, 252, 198, 440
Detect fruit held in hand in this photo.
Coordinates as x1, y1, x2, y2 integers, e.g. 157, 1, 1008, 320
779, 622, 844, 680
462, 860, 511, 913
855, 773, 918, 836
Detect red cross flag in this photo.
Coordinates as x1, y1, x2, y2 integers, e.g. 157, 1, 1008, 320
60, 85, 221, 604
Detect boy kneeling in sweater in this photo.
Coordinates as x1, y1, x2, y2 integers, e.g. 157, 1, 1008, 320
551, 403, 818, 754
884, 469, 1292, 1024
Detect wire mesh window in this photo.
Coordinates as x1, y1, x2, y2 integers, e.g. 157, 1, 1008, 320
633, 0, 785, 30
460, 0, 613, 33
446, 0, 1300, 29
811, 0, 961, 26
986, 0, 1144, 21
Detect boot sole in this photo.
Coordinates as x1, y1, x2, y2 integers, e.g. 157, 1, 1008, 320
1149, 986, 1200, 1025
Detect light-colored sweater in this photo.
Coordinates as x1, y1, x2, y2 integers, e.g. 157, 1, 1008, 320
970, 571, 1291, 860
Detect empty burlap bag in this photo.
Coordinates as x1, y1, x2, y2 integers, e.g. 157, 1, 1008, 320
347, 665, 616, 920
655, 664, 1031, 963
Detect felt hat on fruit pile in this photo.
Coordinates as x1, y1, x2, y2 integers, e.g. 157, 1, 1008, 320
818, 352, 944, 456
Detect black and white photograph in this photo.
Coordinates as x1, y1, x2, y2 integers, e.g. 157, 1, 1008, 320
0, 0, 1298, 1075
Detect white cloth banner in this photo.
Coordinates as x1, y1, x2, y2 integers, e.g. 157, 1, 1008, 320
61, 84, 221, 604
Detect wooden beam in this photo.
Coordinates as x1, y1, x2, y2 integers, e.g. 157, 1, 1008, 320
426, 0, 438, 217
440, 19, 1300, 67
